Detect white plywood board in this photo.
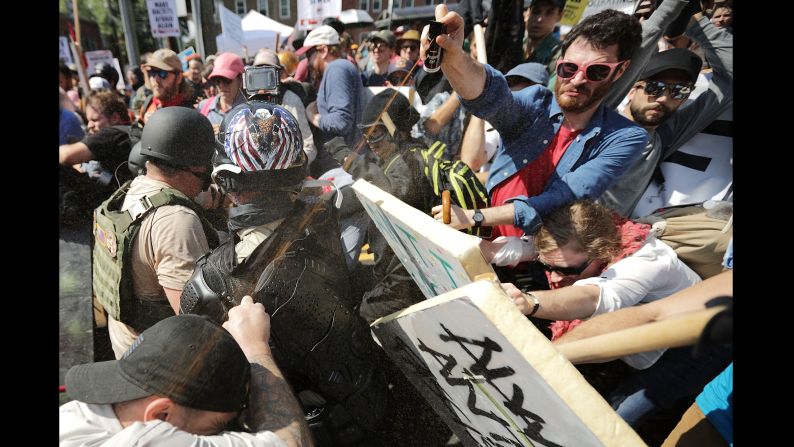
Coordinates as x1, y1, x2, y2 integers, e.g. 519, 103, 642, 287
352, 179, 495, 299
372, 280, 646, 447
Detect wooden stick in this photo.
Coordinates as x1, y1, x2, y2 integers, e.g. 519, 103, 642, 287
473, 24, 487, 64
556, 306, 726, 364
72, 0, 82, 53
441, 190, 451, 224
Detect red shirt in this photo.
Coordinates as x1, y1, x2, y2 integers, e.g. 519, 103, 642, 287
490, 126, 581, 239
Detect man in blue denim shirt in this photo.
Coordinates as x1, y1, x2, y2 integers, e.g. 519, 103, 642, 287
428, 5, 648, 237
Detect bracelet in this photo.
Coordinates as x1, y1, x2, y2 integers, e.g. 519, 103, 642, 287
526, 293, 540, 317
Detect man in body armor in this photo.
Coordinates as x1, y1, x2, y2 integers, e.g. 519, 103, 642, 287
179, 101, 388, 445
92, 107, 219, 359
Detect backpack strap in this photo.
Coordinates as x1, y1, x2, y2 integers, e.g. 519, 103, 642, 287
107, 184, 219, 249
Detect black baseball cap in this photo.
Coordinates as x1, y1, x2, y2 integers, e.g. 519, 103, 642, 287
358, 88, 419, 132
641, 48, 703, 83
65, 315, 251, 412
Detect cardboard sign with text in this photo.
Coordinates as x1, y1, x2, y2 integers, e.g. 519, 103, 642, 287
146, 0, 180, 38
59, 37, 74, 64
371, 280, 646, 447
352, 179, 495, 300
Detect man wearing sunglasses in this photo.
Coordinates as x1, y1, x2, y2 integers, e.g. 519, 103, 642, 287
94, 107, 220, 358
396, 29, 422, 65
599, 5, 733, 218
137, 49, 195, 126
196, 52, 246, 134
427, 6, 647, 243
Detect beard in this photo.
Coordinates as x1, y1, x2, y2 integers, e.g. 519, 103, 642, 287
153, 82, 177, 101
555, 78, 613, 113
629, 101, 674, 127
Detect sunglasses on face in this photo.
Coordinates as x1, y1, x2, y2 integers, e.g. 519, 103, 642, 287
366, 127, 389, 145
211, 77, 235, 87
400, 44, 419, 51
183, 168, 213, 189
147, 69, 174, 79
539, 258, 592, 276
555, 59, 625, 82
370, 41, 391, 51
639, 80, 693, 100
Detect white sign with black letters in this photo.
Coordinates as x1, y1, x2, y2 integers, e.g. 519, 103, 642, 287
146, 0, 180, 38
296, 0, 342, 31
372, 280, 647, 447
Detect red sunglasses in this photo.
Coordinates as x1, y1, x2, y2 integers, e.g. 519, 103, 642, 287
556, 59, 626, 82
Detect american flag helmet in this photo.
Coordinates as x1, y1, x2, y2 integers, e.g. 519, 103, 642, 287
217, 101, 304, 173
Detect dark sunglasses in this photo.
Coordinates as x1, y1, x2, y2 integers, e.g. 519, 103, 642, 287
639, 80, 693, 100
539, 258, 592, 276
147, 68, 174, 79
365, 127, 389, 145
211, 77, 235, 86
370, 41, 391, 51
555, 60, 625, 82
400, 44, 419, 51
183, 168, 213, 189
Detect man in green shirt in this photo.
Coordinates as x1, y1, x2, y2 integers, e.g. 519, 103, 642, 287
523, 0, 564, 71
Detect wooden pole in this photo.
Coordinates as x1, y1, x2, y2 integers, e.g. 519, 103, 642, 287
72, 0, 82, 53
473, 24, 487, 64
556, 306, 726, 364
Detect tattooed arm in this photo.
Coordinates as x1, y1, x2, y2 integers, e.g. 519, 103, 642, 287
224, 296, 314, 447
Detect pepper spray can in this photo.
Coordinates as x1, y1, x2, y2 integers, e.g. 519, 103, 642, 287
423, 21, 446, 73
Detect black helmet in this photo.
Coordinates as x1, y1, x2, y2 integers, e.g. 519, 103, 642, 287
139, 108, 215, 168
90, 63, 120, 88
213, 101, 305, 193
128, 141, 147, 177
358, 88, 419, 135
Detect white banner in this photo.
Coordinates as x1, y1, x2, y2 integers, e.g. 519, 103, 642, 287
580, 0, 636, 19
220, 4, 245, 47
296, 0, 342, 31
146, 0, 181, 38
84, 50, 114, 76
111, 58, 126, 90
84, 50, 125, 90
351, 179, 494, 300
59, 37, 74, 65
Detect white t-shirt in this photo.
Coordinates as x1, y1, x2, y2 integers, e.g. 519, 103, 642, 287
59, 400, 287, 447
573, 237, 702, 369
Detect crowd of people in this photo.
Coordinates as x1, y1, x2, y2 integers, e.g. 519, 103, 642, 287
59, 0, 733, 445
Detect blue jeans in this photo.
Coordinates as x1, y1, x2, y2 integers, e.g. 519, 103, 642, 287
609, 344, 733, 428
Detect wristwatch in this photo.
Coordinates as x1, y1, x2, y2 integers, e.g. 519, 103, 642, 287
472, 209, 484, 228
526, 293, 540, 317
